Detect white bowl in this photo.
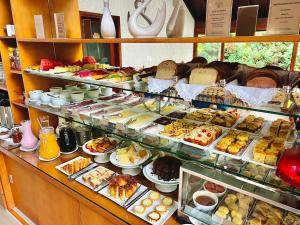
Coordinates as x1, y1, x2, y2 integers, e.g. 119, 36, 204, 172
49, 87, 63, 94
51, 96, 66, 106
71, 91, 84, 102
41, 92, 51, 104
87, 88, 100, 98
203, 181, 227, 197
192, 190, 218, 212
29, 90, 43, 100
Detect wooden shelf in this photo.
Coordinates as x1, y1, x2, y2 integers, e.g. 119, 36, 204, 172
17, 35, 300, 44
10, 69, 22, 75
0, 36, 16, 40
0, 83, 7, 91
11, 100, 27, 109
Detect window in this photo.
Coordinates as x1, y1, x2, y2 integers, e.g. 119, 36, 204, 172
197, 43, 221, 62
296, 44, 300, 71
224, 42, 293, 69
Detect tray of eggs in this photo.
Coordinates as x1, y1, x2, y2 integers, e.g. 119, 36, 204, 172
127, 190, 177, 225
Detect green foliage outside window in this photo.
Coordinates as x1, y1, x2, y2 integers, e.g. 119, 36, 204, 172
197, 43, 221, 63
296, 45, 300, 71
224, 42, 293, 69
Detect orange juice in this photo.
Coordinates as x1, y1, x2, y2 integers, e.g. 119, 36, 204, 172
39, 127, 60, 160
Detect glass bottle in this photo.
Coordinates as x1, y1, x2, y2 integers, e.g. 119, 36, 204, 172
39, 127, 60, 161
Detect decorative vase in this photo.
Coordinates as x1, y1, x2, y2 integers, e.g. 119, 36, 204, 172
20, 120, 38, 149
128, 0, 166, 38
100, 0, 116, 39
166, 0, 185, 38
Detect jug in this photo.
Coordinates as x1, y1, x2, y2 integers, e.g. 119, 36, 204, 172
58, 122, 77, 154
39, 127, 60, 161
20, 120, 38, 150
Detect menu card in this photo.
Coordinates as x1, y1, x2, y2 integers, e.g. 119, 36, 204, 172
34, 15, 45, 39
54, 13, 66, 38
267, 0, 300, 35
236, 5, 259, 36
205, 0, 233, 36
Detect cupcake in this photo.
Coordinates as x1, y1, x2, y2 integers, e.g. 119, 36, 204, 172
149, 191, 160, 201
133, 205, 145, 215
141, 198, 153, 208
147, 211, 161, 223
162, 197, 173, 207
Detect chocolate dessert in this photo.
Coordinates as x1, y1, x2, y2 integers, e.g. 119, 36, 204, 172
152, 156, 182, 181
153, 117, 175, 125
166, 111, 187, 119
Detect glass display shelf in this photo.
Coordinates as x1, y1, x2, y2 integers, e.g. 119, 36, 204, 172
24, 69, 300, 119
178, 162, 300, 225
25, 100, 300, 198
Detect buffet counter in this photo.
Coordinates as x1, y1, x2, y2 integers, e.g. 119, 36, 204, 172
0, 144, 179, 225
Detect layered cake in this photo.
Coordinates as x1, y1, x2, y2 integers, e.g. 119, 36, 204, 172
108, 175, 138, 201
152, 156, 182, 181
184, 125, 222, 146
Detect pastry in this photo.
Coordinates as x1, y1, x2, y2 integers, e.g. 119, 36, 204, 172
162, 197, 173, 207
184, 125, 222, 146
160, 119, 198, 138
152, 156, 181, 181
61, 157, 91, 175
82, 166, 114, 188
252, 136, 285, 166
269, 119, 293, 140
155, 205, 167, 214
211, 110, 239, 128
283, 212, 300, 225
215, 192, 253, 223
149, 191, 160, 201
147, 211, 161, 222
116, 144, 148, 166
215, 130, 250, 155
249, 201, 283, 225
184, 108, 215, 122
133, 205, 145, 215
141, 198, 153, 208
86, 137, 118, 153
236, 115, 264, 133
108, 175, 138, 201
242, 163, 268, 181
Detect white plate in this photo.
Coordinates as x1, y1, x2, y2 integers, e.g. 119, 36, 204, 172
20, 144, 38, 152
99, 182, 148, 207
110, 150, 151, 169
82, 137, 120, 156
55, 156, 92, 176
75, 166, 115, 190
143, 162, 179, 185
242, 139, 278, 169
126, 113, 160, 130
210, 131, 254, 160
5, 138, 20, 147
127, 190, 178, 225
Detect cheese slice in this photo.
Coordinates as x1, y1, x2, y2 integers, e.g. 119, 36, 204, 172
189, 68, 218, 85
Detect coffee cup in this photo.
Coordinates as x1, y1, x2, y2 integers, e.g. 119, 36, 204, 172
29, 90, 43, 100
71, 91, 84, 102
49, 87, 63, 94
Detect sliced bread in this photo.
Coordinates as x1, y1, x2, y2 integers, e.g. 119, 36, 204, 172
156, 60, 178, 80
189, 68, 219, 85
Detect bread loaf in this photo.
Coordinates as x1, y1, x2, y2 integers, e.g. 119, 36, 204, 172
155, 60, 190, 80
246, 69, 279, 88
189, 68, 219, 85
156, 60, 178, 80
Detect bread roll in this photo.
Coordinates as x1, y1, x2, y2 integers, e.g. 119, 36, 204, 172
189, 68, 219, 85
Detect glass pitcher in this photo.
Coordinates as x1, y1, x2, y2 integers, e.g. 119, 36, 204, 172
38, 127, 60, 161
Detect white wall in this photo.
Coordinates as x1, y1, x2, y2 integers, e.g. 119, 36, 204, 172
78, 0, 195, 68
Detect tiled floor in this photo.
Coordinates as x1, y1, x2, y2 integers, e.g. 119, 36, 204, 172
0, 206, 21, 225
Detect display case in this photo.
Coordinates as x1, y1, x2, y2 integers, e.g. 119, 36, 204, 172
0, 0, 300, 224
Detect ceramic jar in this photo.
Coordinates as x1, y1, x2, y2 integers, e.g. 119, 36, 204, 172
100, 0, 116, 38
20, 120, 38, 149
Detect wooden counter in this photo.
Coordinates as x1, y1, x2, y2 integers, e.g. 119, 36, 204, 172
0, 144, 180, 225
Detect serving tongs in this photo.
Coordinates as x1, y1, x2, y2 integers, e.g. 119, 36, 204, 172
93, 172, 116, 193
68, 163, 98, 180
123, 186, 149, 209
